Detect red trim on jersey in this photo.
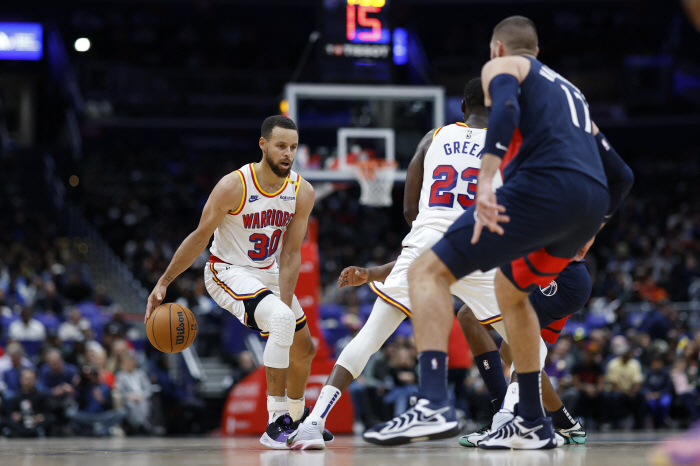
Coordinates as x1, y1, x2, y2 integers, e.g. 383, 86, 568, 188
510, 248, 569, 289
500, 128, 523, 178
250, 163, 290, 198
527, 248, 571, 275
541, 316, 569, 344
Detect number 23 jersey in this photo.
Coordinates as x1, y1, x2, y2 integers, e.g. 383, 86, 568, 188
210, 163, 301, 269
411, 123, 502, 235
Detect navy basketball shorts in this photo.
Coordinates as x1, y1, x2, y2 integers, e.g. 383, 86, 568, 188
432, 169, 609, 293
529, 260, 592, 329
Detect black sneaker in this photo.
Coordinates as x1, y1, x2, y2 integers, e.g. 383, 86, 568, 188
260, 413, 294, 450
293, 406, 334, 443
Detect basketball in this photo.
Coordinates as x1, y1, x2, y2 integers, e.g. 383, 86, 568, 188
147, 303, 198, 353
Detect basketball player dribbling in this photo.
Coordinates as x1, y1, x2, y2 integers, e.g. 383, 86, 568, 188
144, 115, 332, 449
366, 16, 633, 449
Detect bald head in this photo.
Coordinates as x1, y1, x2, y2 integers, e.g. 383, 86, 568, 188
491, 16, 538, 57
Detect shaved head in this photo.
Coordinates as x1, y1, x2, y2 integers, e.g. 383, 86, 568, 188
492, 16, 538, 56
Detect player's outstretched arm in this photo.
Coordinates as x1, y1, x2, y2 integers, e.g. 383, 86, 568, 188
591, 122, 634, 221
337, 261, 397, 288
278, 179, 315, 309
403, 129, 434, 227
144, 174, 241, 322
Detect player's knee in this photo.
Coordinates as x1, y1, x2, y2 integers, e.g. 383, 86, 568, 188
268, 305, 296, 347
292, 332, 316, 365
457, 305, 477, 326
408, 251, 453, 286
262, 302, 296, 369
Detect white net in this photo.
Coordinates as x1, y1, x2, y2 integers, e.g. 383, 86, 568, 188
354, 160, 398, 207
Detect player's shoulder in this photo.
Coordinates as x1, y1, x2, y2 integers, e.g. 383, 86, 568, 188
292, 172, 315, 202
482, 56, 532, 83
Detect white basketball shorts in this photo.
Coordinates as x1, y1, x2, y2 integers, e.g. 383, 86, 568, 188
204, 261, 306, 334
370, 226, 502, 326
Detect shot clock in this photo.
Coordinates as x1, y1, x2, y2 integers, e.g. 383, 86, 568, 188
321, 0, 393, 82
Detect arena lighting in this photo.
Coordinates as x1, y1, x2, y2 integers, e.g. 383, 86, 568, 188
393, 28, 408, 65
74, 38, 90, 52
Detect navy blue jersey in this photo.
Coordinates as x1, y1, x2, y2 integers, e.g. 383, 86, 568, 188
501, 57, 607, 188
529, 260, 592, 330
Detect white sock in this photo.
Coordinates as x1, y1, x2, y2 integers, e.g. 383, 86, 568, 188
307, 385, 341, 426
267, 395, 289, 424
502, 382, 520, 413
288, 395, 305, 422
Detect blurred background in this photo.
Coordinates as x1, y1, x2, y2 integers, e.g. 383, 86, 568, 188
1, 0, 700, 438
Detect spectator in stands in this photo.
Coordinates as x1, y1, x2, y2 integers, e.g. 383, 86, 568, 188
0, 368, 54, 437
670, 357, 698, 426
40, 348, 79, 434
67, 365, 126, 436
58, 307, 91, 342
93, 286, 113, 307
8, 307, 46, 342
152, 354, 204, 435
116, 351, 153, 435
103, 305, 130, 340
383, 346, 419, 417
571, 342, 605, 425
106, 338, 128, 374
87, 345, 115, 388
606, 337, 647, 429
40, 349, 78, 395
64, 339, 88, 369
1, 343, 34, 399
34, 281, 64, 316
62, 271, 92, 304
644, 354, 673, 428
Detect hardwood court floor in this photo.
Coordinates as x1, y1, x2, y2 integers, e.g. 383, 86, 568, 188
0, 432, 672, 466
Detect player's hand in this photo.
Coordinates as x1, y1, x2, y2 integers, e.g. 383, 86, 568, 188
471, 187, 509, 244
145, 281, 168, 323
338, 266, 369, 288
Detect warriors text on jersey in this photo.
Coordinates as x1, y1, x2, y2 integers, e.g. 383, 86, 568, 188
210, 163, 302, 268
411, 122, 502, 234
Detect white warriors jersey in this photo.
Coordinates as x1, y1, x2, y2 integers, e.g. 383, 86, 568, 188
410, 122, 503, 235
210, 163, 302, 268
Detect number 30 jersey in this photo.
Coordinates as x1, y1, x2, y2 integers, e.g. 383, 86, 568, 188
411, 123, 502, 234
210, 163, 302, 269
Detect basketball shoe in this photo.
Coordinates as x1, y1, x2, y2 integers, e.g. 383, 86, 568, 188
287, 420, 326, 450
458, 409, 515, 447
260, 413, 295, 449
292, 407, 334, 443
479, 416, 564, 450
362, 398, 460, 446
555, 421, 586, 444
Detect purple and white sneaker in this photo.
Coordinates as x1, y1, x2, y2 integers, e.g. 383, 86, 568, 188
260, 413, 294, 450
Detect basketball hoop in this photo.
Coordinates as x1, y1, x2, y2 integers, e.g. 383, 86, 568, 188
354, 159, 398, 207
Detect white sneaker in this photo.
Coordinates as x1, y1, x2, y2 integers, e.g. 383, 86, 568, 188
287, 420, 326, 450
491, 409, 515, 432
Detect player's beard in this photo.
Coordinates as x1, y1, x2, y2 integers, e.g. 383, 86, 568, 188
264, 148, 291, 178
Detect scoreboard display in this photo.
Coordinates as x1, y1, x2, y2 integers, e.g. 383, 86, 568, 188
321, 0, 392, 82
